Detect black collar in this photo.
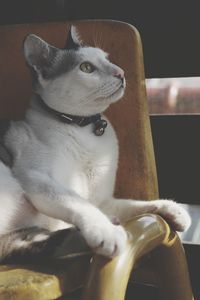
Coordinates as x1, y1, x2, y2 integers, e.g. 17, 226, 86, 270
36, 95, 107, 136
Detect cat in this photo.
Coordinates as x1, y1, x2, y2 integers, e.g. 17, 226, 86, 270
0, 26, 191, 262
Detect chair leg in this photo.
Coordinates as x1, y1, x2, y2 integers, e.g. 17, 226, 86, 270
153, 232, 194, 300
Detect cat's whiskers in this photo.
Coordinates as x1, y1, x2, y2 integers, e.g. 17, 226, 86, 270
78, 81, 121, 105
92, 28, 99, 48
100, 82, 121, 95
78, 89, 99, 105
94, 28, 105, 50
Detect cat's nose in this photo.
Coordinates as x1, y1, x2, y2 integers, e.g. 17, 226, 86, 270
114, 69, 125, 85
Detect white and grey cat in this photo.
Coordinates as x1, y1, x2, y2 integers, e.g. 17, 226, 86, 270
0, 26, 190, 262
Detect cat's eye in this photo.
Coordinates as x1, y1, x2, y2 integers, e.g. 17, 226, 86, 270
80, 62, 95, 73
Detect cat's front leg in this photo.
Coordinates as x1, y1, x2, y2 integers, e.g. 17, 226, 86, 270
78, 208, 127, 257
100, 198, 191, 232
19, 170, 127, 257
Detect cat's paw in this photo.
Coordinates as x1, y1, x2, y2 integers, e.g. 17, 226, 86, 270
154, 200, 191, 232
81, 221, 127, 257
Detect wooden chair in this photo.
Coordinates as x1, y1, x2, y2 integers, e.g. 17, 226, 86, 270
0, 20, 194, 300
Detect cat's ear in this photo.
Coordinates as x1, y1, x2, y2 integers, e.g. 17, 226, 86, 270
23, 34, 58, 74
64, 26, 83, 50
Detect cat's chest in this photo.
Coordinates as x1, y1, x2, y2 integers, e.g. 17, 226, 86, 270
52, 125, 118, 199
65, 158, 98, 199
8, 121, 118, 201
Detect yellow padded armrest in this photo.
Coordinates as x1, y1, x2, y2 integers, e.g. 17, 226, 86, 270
0, 255, 91, 300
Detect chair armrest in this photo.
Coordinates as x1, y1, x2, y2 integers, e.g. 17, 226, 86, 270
0, 255, 91, 300
0, 214, 193, 300
82, 213, 170, 300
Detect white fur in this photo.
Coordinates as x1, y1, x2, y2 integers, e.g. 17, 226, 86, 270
71, 25, 83, 45
0, 30, 191, 258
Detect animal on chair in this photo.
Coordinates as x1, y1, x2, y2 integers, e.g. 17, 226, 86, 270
0, 26, 191, 263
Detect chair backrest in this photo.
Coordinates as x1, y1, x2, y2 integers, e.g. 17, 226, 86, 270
0, 20, 158, 200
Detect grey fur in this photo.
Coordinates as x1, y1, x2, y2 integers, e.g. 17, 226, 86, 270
0, 120, 12, 167
0, 227, 90, 264
23, 34, 80, 84
64, 27, 81, 50
43, 50, 80, 79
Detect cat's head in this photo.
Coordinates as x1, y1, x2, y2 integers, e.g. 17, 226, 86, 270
23, 26, 125, 116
